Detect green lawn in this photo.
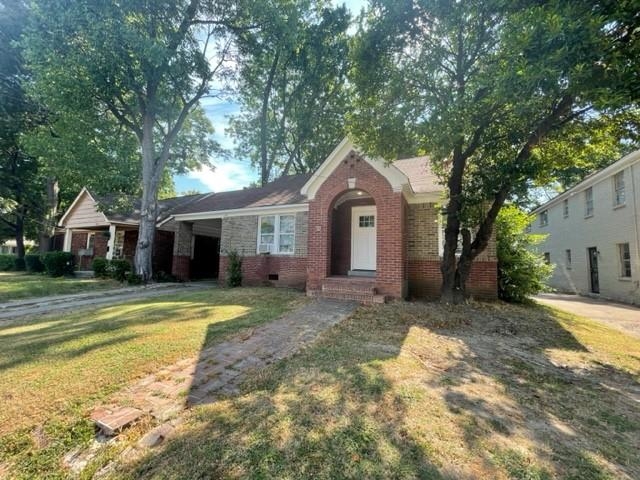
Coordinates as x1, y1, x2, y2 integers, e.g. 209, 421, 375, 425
112, 301, 640, 480
0, 272, 120, 302
0, 287, 303, 479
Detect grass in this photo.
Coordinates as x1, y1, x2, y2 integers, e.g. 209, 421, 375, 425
110, 300, 640, 480
0, 272, 121, 302
0, 287, 303, 479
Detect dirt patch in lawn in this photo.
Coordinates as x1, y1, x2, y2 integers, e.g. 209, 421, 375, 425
114, 300, 640, 480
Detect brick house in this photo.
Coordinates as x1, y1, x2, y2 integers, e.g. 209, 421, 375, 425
60, 138, 498, 301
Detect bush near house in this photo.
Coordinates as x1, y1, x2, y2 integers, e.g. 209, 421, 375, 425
91, 257, 109, 278
496, 205, 553, 303
24, 254, 44, 273
226, 250, 242, 287
41, 251, 75, 277
91, 257, 133, 282
0, 255, 17, 271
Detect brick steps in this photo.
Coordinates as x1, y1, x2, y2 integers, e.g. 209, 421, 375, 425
309, 277, 386, 305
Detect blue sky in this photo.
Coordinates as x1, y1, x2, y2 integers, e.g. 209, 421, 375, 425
173, 0, 368, 195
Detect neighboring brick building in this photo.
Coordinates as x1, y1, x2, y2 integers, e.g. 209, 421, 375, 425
530, 149, 640, 305
59, 138, 498, 301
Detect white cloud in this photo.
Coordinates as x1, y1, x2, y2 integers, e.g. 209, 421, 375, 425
188, 161, 258, 192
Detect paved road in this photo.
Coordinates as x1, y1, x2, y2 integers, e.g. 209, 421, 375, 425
0, 282, 214, 321
535, 293, 640, 338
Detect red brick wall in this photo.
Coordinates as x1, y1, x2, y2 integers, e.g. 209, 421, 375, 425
408, 260, 498, 299
153, 230, 174, 275
172, 255, 190, 281
219, 255, 307, 289
307, 150, 406, 298
123, 230, 138, 264
70, 231, 108, 269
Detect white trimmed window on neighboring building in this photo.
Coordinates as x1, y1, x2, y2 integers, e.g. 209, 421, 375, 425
563, 199, 569, 218
613, 171, 625, 207
585, 187, 594, 217
618, 243, 632, 278
539, 210, 548, 227
565, 249, 572, 270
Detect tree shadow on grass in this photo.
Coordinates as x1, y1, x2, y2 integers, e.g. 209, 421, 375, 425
428, 302, 640, 479
120, 299, 640, 480
127, 312, 449, 479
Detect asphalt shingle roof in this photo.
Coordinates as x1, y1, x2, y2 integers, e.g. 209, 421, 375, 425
172, 173, 312, 215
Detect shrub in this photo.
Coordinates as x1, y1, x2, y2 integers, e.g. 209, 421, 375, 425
13, 257, 26, 271
226, 250, 243, 287
496, 205, 553, 303
41, 251, 75, 277
91, 257, 109, 278
0, 255, 15, 271
24, 255, 44, 273
108, 259, 131, 282
126, 272, 144, 285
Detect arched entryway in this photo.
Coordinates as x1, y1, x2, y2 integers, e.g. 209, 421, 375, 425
330, 189, 376, 277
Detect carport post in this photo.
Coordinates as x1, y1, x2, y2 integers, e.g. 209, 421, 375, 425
106, 225, 117, 260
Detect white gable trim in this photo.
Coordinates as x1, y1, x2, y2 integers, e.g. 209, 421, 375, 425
300, 138, 410, 200
59, 187, 110, 227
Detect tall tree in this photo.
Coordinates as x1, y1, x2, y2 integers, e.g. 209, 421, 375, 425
26, 0, 232, 279
229, 2, 351, 184
0, 0, 45, 257
350, 0, 639, 303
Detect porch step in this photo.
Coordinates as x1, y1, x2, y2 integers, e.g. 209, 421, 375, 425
311, 277, 385, 305
314, 290, 386, 305
322, 277, 376, 295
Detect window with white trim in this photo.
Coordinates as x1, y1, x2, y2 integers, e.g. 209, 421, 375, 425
563, 199, 569, 218
258, 214, 295, 254
618, 243, 632, 278
565, 249, 572, 270
613, 171, 625, 206
539, 210, 548, 227
585, 187, 594, 217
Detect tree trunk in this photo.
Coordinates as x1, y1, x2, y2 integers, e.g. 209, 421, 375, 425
440, 146, 466, 304
134, 113, 161, 281
39, 177, 59, 253
259, 50, 280, 186
15, 212, 25, 259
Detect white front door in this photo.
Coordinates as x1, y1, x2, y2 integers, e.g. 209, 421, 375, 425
351, 206, 377, 271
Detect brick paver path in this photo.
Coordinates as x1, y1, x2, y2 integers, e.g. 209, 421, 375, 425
93, 298, 357, 431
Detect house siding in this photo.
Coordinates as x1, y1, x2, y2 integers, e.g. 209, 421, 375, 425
63, 192, 109, 228
530, 161, 640, 305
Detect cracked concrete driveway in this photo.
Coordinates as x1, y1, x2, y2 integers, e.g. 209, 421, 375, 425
535, 293, 640, 338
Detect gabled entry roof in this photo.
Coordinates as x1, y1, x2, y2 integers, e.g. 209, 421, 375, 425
301, 137, 442, 202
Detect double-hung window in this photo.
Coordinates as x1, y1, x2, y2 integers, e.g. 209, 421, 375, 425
258, 214, 295, 254
585, 187, 594, 217
613, 171, 625, 206
539, 210, 548, 227
618, 243, 632, 278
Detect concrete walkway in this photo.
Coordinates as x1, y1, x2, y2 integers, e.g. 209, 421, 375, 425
0, 282, 214, 321
535, 293, 640, 338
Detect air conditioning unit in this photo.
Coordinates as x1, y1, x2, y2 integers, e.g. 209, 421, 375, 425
258, 244, 272, 254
